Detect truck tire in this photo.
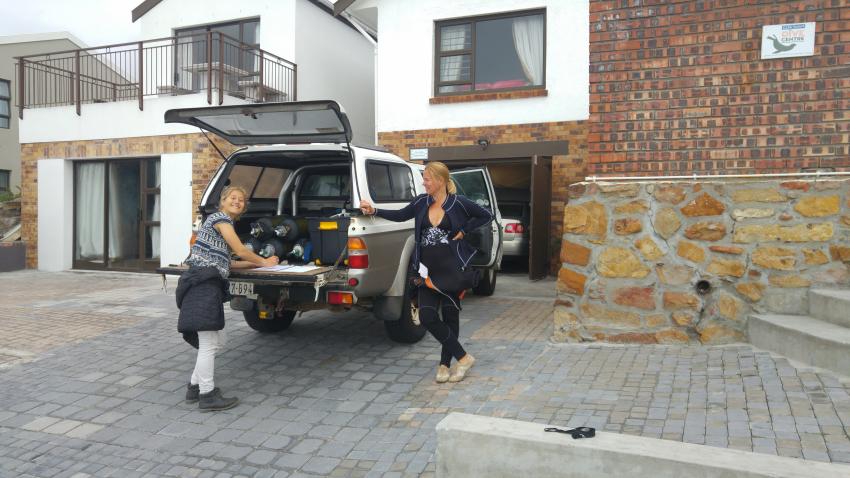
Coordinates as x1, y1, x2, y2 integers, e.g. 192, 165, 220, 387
384, 271, 426, 343
472, 267, 497, 296
243, 307, 296, 333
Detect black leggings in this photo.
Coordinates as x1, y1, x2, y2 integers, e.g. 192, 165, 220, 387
418, 287, 465, 367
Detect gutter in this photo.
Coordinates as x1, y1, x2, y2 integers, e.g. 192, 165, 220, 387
586, 171, 850, 182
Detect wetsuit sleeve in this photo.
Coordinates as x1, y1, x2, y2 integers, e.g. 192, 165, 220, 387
374, 196, 421, 222
457, 195, 494, 234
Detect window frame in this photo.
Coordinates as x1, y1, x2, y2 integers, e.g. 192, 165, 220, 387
433, 8, 546, 97
0, 79, 10, 129
0, 170, 9, 193
365, 160, 416, 204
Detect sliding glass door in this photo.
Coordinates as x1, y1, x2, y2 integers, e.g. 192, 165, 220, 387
73, 158, 160, 272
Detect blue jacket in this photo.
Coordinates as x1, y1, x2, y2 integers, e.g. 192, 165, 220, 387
375, 193, 494, 271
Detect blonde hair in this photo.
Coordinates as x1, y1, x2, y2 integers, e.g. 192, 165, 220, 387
424, 161, 457, 195
219, 185, 248, 219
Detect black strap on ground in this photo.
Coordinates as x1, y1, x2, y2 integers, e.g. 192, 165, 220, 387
544, 426, 596, 439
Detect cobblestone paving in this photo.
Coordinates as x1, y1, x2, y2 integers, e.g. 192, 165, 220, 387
0, 270, 849, 477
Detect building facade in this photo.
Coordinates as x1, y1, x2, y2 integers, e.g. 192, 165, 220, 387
19, 0, 375, 271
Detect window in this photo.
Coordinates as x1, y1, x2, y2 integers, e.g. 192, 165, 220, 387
0, 170, 9, 193
366, 162, 415, 202
226, 164, 291, 200
0, 79, 10, 128
434, 9, 545, 95
176, 18, 260, 69
300, 174, 350, 199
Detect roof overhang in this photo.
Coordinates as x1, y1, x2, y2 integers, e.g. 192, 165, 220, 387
131, 0, 163, 22
333, 0, 358, 16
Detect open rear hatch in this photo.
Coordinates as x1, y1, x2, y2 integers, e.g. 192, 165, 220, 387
164, 100, 353, 145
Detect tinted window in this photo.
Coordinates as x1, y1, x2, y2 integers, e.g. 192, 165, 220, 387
301, 174, 350, 198
452, 171, 491, 209
367, 162, 415, 202
224, 164, 290, 200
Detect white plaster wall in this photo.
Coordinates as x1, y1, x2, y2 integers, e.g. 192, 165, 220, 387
295, 0, 376, 144
371, 0, 590, 132
37, 159, 73, 271
138, 0, 297, 62
160, 153, 193, 267
19, 93, 250, 144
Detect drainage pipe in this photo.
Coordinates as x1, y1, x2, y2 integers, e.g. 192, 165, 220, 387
586, 171, 850, 182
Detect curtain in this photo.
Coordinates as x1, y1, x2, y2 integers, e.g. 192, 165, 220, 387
512, 15, 544, 86
150, 161, 161, 259
75, 163, 105, 260
439, 24, 470, 82
108, 166, 124, 259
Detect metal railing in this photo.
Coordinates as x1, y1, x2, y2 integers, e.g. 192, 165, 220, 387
15, 32, 297, 118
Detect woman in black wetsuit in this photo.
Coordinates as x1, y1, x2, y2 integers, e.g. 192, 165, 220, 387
359, 162, 494, 383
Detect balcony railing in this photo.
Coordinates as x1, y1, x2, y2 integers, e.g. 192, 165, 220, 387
15, 32, 297, 118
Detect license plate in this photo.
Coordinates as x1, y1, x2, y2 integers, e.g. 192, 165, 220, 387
229, 281, 254, 296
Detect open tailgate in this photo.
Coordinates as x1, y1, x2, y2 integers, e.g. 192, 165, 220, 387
157, 265, 339, 285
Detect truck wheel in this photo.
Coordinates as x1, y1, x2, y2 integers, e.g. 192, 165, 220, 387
384, 271, 426, 343
384, 300, 426, 343
472, 267, 497, 296
243, 307, 296, 333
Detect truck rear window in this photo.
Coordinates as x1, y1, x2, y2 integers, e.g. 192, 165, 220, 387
300, 174, 350, 199
227, 165, 291, 199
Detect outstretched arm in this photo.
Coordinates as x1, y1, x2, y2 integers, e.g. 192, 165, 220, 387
360, 196, 422, 223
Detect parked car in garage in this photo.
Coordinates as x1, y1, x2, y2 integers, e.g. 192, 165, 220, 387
495, 188, 529, 258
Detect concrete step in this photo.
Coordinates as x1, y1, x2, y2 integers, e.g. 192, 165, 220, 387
749, 314, 850, 378
809, 289, 850, 328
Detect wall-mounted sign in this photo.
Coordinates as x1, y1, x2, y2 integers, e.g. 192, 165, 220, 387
761, 22, 816, 59
409, 148, 428, 160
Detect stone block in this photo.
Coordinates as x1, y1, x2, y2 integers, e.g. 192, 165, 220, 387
811, 265, 850, 285
716, 293, 746, 321
709, 245, 744, 255
768, 275, 811, 288
732, 208, 775, 220
656, 264, 694, 285
597, 247, 650, 278
614, 218, 642, 235
613, 287, 656, 311
829, 245, 850, 262
634, 236, 665, 260
732, 224, 833, 243
671, 311, 694, 326
580, 303, 641, 327
731, 189, 786, 202
707, 259, 746, 278
794, 195, 840, 217
560, 240, 591, 266
752, 247, 796, 270
614, 200, 649, 214
677, 241, 706, 263
563, 201, 607, 244
681, 193, 725, 217
663, 292, 700, 310
645, 314, 668, 327
684, 222, 726, 241
653, 185, 687, 204
599, 183, 640, 197
655, 328, 691, 344
698, 323, 745, 344
653, 207, 681, 239
780, 181, 810, 192
736, 283, 765, 302
802, 248, 829, 265
557, 268, 587, 295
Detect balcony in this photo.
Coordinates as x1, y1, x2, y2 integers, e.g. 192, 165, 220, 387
15, 32, 296, 118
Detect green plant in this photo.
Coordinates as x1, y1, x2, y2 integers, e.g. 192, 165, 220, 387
0, 186, 21, 203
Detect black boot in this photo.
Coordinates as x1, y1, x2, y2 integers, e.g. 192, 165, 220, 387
198, 388, 239, 412
185, 383, 200, 403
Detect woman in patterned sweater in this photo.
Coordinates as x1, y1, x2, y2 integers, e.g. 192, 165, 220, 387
178, 186, 278, 411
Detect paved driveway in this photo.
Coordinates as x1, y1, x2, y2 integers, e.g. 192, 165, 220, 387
0, 270, 849, 477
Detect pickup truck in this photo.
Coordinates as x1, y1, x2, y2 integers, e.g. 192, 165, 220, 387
159, 101, 502, 343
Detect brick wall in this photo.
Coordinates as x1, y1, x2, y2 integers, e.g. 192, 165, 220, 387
20, 134, 234, 268
589, 0, 850, 175
378, 121, 588, 273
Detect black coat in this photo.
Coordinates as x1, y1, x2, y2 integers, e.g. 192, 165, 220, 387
176, 265, 230, 348
375, 193, 494, 272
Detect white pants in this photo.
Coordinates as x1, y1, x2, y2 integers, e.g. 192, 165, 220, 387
190, 330, 226, 394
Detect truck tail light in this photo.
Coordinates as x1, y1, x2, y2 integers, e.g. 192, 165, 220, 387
327, 291, 354, 305
347, 237, 369, 269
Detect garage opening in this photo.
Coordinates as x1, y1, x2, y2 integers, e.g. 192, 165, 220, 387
425, 140, 564, 280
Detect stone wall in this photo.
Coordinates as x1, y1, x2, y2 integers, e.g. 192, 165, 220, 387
379, 120, 588, 274
20, 134, 234, 268
555, 178, 850, 345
